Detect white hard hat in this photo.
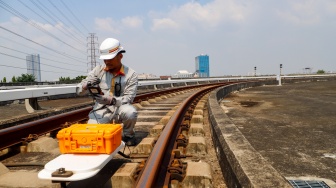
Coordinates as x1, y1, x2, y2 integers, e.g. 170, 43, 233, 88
99, 38, 125, 60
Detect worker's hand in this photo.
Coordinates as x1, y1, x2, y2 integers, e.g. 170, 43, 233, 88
83, 77, 100, 89
95, 95, 115, 105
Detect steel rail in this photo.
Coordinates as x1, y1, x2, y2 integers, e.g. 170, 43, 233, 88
0, 107, 90, 150
0, 83, 227, 151
135, 84, 227, 188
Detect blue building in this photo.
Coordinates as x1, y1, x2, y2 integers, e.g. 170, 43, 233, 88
26, 54, 41, 82
195, 54, 209, 77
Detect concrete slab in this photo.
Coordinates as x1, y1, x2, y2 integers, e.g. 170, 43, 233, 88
137, 115, 164, 122
190, 115, 203, 124
150, 124, 165, 137
181, 161, 212, 188
167, 110, 176, 116
0, 162, 9, 176
132, 137, 156, 155
135, 122, 157, 127
148, 99, 156, 103
193, 109, 203, 115
155, 97, 163, 101
173, 105, 180, 110
160, 95, 168, 99
195, 102, 205, 110
27, 137, 59, 152
140, 101, 151, 106
133, 103, 143, 110
159, 116, 171, 125
110, 163, 139, 188
0, 171, 60, 188
186, 136, 207, 155
188, 123, 205, 136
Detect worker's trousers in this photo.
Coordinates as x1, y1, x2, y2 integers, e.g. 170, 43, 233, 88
87, 104, 137, 137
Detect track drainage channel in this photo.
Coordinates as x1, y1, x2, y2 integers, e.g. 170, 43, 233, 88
288, 180, 331, 188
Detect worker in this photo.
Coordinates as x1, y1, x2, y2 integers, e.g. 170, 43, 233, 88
76, 38, 138, 146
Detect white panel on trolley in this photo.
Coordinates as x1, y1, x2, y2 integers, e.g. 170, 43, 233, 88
38, 142, 125, 181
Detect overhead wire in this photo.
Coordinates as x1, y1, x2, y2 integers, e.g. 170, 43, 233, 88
17, 0, 86, 46
47, 0, 87, 39
0, 0, 87, 55
0, 51, 87, 74
31, 0, 87, 43
0, 64, 84, 75
0, 36, 86, 64
0, 26, 86, 63
0, 0, 100, 79
0, 45, 87, 67
60, 0, 90, 34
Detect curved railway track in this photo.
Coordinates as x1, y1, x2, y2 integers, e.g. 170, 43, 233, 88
0, 83, 224, 151
0, 82, 234, 188
1, 76, 335, 188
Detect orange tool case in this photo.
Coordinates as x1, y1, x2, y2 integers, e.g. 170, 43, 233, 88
57, 124, 122, 154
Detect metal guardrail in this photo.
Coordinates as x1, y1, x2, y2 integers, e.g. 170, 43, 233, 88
0, 76, 274, 102
0, 74, 335, 102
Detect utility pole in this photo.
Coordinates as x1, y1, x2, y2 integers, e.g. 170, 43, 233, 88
87, 33, 99, 72
279, 64, 282, 86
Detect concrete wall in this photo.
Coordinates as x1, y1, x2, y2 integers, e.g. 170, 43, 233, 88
208, 81, 292, 188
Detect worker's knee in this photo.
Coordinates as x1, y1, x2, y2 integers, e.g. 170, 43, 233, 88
118, 104, 138, 120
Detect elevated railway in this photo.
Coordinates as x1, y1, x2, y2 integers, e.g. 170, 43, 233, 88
0, 76, 335, 188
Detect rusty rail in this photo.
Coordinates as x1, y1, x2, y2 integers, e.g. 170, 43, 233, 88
135, 84, 224, 187
0, 83, 226, 151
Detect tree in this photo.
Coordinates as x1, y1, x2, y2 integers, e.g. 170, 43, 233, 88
317, 70, 325, 74
59, 76, 71, 82
2, 77, 6, 83
12, 76, 16, 83
16, 74, 36, 82
74, 75, 86, 81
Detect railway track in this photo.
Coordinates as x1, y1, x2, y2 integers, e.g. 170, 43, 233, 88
0, 82, 231, 188
1, 77, 335, 188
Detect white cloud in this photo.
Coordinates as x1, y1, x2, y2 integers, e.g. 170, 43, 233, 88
151, 18, 179, 31
326, 1, 336, 13
95, 17, 120, 34
150, 0, 250, 31
121, 16, 143, 28
276, 0, 336, 25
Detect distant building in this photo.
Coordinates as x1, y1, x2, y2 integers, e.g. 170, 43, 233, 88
173, 70, 194, 78
160, 75, 171, 80
138, 73, 158, 79
26, 54, 41, 82
195, 54, 209, 77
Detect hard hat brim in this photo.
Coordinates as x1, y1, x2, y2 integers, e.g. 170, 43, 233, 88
99, 47, 125, 60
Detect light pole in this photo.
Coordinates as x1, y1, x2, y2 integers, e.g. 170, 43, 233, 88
254, 66, 257, 77
279, 64, 282, 86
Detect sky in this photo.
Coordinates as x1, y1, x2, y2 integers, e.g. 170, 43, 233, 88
0, 0, 336, 81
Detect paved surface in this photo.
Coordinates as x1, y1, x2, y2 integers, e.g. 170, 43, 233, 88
0, 97, 92, 120
221, 80, 336, 184
0, 97, 93, 128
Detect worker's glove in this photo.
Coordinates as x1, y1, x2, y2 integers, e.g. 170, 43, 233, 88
95, 95, 116, 105
83, 77, 100, 89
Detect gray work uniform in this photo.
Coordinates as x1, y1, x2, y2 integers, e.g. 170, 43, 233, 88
76, 64, 138, 137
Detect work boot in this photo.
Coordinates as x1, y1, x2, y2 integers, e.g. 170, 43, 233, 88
122, 136, 136, 146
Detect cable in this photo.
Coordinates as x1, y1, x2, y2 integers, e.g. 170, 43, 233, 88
0, 25, 86, 63
60, 0, 90, 34
17, 0, 86, 46
0, 36, 86, 64
47, 0, 87, 39
31, 0, 87, 42
0, 52, 87, 74
0, 0, 86, 55
0, 45, 86, 67
0, 64, 84, 75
